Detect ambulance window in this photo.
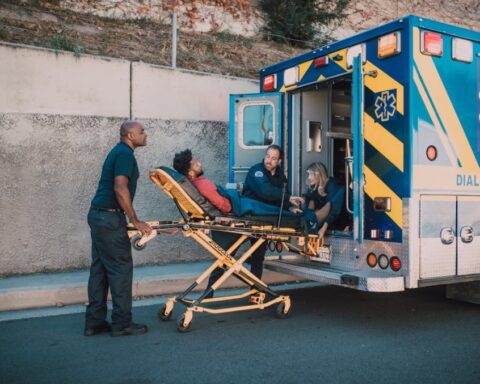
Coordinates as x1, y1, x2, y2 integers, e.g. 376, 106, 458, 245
240, 103, 275, 148
306, 121, 322, 152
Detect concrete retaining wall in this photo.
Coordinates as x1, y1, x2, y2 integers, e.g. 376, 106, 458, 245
0, 43, 258, 276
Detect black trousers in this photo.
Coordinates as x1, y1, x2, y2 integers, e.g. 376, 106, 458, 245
207, 231, 267, 290
85, 208, 133, 330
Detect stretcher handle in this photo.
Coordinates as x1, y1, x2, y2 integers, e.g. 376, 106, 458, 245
276, 181, 287, 228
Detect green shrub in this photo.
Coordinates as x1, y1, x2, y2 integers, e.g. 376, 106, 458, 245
259, 0, 349, 47
47, 34, 84, 57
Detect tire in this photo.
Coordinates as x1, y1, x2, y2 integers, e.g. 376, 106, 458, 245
158, 304, 172, 321
275, 301, 291, 319
132, 235, 146, 251
176, 314, 192, 333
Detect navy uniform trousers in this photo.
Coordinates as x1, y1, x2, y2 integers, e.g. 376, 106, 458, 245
85, 207, 133, 330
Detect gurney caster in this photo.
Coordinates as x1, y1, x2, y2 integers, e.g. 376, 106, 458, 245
131, 235, 146, 251
176, 311, 193, 333
275, 297, 292, 319
158, 301, 174, 321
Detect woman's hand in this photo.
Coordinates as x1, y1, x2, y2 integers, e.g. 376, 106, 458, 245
318, 222, 328, 240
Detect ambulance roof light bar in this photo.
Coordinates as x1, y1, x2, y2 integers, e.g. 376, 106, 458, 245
420, 31, 443, 57
378, 31, 401, 58
346, 44, 366, 69
263, 74, 276, 92
452, 37, 473, 63
283, 66, 299, 88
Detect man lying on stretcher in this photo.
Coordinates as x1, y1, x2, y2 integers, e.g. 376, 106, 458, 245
171, 147, 319, 232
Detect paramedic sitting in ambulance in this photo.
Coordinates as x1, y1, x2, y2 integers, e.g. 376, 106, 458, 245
242, 144, 304, 211
304, 162, 346, 241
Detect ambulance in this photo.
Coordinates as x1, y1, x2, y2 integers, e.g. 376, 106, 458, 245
228, 15, 480, 296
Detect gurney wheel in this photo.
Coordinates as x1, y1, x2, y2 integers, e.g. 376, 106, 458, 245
176, 314, 192, 333
158, 304, 172, 321
275, 301, 291, 319
132, 236, 146, 251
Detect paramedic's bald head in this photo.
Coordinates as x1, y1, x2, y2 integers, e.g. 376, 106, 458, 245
120, 120, 147, 149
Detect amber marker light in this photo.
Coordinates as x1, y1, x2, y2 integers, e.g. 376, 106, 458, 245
378, 32, 401, 58
367, 252, 377, 268
426, 145, 437, 161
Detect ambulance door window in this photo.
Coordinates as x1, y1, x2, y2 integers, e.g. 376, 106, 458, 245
240, 103, 274, 147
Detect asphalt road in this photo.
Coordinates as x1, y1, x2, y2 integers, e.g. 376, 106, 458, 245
0, 285, 479, 384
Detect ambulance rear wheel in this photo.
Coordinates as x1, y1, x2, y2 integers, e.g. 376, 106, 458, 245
275, 301, 291, 319
176, 314, 192, 333
158, 304, 172, 321
132, 236, 146, 251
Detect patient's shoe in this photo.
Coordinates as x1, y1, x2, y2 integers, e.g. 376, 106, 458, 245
111, 322, 148, 337
84, 321, 111, 336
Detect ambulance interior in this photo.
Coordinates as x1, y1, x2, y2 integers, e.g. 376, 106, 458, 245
290, 77, 353, 235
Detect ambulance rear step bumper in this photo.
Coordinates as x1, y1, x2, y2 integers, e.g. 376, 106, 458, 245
264, 259, 405, 292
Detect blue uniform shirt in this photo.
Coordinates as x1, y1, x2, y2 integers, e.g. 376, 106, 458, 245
242, 162, 291, 207
304, 178, 345, 226
91, 142, 139, 209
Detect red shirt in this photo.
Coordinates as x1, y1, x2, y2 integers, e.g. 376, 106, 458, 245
192, 176, 232, 214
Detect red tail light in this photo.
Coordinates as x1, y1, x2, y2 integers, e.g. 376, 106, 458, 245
314, 56, 329, 68
390, 256, 401, 272
263, 75, 276, 92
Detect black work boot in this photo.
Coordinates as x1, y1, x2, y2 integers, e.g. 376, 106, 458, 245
111, 322, 148, 337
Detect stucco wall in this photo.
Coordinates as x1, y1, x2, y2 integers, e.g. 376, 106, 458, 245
0, 43, 258, 276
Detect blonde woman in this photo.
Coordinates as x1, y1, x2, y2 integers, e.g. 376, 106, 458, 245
304, 162, 345, 240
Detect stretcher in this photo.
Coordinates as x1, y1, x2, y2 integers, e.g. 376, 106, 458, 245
127, 167, 325, 332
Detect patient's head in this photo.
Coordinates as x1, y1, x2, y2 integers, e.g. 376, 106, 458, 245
173, 149, 204, 180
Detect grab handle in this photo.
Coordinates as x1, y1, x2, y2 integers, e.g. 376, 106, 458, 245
440, 227, 454, 245
345, 156, 353, 214
460, 226, 474, 243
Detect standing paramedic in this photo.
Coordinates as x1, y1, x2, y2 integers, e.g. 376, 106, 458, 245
85, 120, 152, 337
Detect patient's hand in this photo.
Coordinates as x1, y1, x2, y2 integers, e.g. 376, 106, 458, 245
289, 196, 304, 206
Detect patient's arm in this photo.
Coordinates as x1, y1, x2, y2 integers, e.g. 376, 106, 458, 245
193, 177, 232, 214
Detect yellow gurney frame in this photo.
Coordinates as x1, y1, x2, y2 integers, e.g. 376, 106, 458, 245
127, 168, 323, 332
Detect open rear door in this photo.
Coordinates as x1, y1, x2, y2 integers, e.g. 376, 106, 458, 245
352, 55, 365, 243
229, 93, 283, 183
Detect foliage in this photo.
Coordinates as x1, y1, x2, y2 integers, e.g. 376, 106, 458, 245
259, 0, 350, 48
47, 34, 85, 57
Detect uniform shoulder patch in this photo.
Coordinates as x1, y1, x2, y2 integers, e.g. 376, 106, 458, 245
254, 170, 264, 178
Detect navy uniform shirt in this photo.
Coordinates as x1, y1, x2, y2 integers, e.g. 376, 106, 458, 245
304, 178, 345, 226
242, 162, 291, 207
91, 142, 139, 209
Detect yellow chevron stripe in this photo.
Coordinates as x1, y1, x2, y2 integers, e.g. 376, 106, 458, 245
278, 59, 313, 93
364, 113, 404, 172
328, 48, 348, 71
412, 68, 458, 166
413, 27, 478, 170
364, 166, 403, 228
299, 60, 312, 81
364, 61, 404, 115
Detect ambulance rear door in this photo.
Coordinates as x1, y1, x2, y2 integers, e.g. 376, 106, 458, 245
229, 93, 283, 184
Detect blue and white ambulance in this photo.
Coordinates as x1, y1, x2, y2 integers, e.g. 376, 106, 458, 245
229, 15, 480, 295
